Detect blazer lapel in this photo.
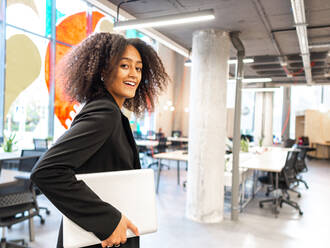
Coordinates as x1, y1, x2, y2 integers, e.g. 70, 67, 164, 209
121, 114, 141, 169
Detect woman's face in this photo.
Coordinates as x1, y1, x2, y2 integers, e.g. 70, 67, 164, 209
105, 45, 142, 107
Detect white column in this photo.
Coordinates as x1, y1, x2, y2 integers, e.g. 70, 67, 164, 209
254, 92, 263, 145
282, 86, 291, 141
186, 29, 230, 223
263, 92, 274, 146
254, 92, 274, 146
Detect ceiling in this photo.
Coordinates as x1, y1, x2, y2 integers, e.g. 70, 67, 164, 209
108, 0, 330, 86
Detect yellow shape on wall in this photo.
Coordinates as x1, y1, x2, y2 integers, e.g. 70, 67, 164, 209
5, 34, 41, 117
7, 0, 39, 15
97, 19, 114, 33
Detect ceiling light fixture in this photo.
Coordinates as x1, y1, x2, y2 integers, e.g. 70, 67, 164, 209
114, 9, 215, 30
290, 0, 312, 84
227, 78, 272, 83
227, 58, 254, 64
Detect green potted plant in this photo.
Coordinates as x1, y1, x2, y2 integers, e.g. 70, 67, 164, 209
240, 138, 249, 153
3, 133, 17, 152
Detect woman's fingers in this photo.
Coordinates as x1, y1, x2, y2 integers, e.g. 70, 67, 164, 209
126, 219, 139, 236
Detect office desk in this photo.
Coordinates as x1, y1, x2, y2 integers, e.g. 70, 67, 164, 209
167, 137, 189, 143
239, 147, 294, 216
153, 150, 188, 193
154, 150, 251, 196
135, 139, 171, 147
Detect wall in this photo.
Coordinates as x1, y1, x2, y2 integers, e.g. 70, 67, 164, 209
155, 43, 176, 137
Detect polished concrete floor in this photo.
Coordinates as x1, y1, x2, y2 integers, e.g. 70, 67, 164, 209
3, 158, 330, 248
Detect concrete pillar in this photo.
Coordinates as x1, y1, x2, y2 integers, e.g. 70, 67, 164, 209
254, 91, 274, 146
186, 30, 230, 223
282, 87, 291, 141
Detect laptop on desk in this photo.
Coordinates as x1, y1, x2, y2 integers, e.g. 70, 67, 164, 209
62, 169, 157, 248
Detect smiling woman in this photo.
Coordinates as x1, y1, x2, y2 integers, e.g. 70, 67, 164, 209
31, 32, 169, 248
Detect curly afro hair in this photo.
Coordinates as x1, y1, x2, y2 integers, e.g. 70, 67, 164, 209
58, 32, 169, 116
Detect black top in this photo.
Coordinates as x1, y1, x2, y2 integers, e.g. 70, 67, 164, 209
31, 91, 141, 248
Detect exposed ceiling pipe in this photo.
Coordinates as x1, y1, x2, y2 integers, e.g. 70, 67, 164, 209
252, 0, 291, 77
290, 0, 313, 84
309, 42, 330, 49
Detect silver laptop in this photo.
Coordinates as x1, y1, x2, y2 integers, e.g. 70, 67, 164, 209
62, 169, 157, 248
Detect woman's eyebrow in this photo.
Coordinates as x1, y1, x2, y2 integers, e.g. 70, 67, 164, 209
121, 57, 142, 64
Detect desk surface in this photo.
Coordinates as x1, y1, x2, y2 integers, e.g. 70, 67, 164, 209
0, 169, 30, 184
240, 147, 290, 172
155, 147, 292, 173
135, 140, 171, 147
0, 151, 21, 160
167, 137, 189, 142
153, 150, 188, 161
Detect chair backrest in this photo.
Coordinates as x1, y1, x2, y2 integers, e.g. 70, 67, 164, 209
172, 130, 182, 137
156, 137, 167, 153
33, 138, 48, 151
281, 151, 299, 187
283, 139, 296, 148
18, 149, 44, 172
296, 148, 308, 172
0, 179, 34, 210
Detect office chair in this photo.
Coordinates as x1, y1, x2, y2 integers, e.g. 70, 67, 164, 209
147, 137, 170, 170
18, 150, 50, 221
259, 151, 303, 215
33, 138, 48, 152
283, 138, 296, 148
0, 179, 41, 247
293, 146, 315, 189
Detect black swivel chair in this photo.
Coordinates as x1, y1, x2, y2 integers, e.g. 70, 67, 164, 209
259, 151, 303, 215
17, 150, 50, 221
293, 146, 315, 189
147, 137, 170, 170
0, 179, 41, 247
283, 138, 296, 148
33, 138, 48, 152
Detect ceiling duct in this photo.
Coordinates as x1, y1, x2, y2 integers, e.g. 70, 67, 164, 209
290, 0, 313, 84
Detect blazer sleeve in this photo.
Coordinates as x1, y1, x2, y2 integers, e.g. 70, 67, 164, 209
30, 99, 122, 241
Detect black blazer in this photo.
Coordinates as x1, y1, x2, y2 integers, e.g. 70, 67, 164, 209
31, 91, 141, 248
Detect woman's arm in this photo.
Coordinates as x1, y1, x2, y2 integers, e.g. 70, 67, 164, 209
31, 99, 121, 241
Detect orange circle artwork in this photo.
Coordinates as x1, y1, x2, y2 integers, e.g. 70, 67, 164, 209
45, 11, 104, 129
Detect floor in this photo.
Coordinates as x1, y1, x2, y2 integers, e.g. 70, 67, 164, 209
3, 158, 330, 248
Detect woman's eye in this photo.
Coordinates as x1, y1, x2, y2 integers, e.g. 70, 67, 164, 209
136, 67, 142, 72
121, 64, 129, 69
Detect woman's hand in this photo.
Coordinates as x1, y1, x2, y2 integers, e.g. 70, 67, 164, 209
101, 215, 139, 247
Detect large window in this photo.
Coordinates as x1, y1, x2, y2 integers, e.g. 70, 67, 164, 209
1, 0, 158, 148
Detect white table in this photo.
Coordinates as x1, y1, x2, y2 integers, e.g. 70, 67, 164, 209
154, 150, 251, 195
239, 147, 297, 216
167, 137, 189, 143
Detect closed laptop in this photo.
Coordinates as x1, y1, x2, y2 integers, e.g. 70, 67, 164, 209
62, 169, 157, 248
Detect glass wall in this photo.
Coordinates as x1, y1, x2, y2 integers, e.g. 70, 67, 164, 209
0, 0, 157, 149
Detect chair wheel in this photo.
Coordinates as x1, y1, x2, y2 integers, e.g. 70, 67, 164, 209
259, 202, 263, 208
299, 211, 303, 216
46, 210, 51, 215
298, 193, 301, 198
41, 219, 45, 224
